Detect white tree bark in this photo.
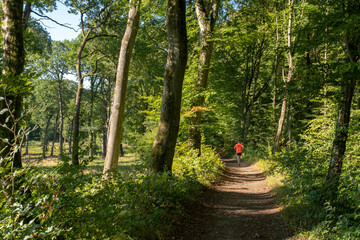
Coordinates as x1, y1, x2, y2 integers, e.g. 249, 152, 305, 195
103, 0, 141, 178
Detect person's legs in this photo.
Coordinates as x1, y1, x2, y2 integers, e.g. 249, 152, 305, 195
236, 154, 240, 166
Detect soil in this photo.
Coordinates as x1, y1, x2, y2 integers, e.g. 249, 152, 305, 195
176, 159, 297, 240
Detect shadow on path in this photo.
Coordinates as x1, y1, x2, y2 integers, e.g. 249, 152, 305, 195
177, 159, 295, 240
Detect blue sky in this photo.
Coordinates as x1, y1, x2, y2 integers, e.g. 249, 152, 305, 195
38, 2, 80, 41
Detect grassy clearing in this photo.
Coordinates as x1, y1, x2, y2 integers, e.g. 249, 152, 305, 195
22, 141, 142, 174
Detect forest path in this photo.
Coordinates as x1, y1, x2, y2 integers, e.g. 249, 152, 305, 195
177, 159, 295, 240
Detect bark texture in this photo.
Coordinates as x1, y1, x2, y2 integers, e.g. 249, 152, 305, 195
103, 0, 141, 177
1, 0, 25, 168
149, 0, 188, 173
188, 0, 220, 155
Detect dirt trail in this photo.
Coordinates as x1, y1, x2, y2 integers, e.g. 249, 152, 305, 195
177, 159, 294, 240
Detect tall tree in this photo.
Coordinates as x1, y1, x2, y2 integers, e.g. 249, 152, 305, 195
326, 0, 359, 195
149, 0, 187, 173
274, 0, 295, 153
1, 0, 25, 168
103, 0, 141, 177
188, 0, 220, 156
69, 0, 111, 165
46, 41, 70, 156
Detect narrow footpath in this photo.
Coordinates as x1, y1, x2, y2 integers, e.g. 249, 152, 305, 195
177, 159, 295, 240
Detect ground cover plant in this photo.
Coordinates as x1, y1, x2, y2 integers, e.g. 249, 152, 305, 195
0, 143, 224, 240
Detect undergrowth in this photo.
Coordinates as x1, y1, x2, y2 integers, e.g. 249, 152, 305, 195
0, 144, 224, 239
252, 110, 360, 240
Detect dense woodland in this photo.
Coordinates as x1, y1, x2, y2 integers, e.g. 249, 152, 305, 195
1, 0, 359, 239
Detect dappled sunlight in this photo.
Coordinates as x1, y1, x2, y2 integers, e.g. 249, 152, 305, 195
179, 159, 293, 240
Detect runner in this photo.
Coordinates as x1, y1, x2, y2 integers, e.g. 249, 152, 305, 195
234, 141, 244, 166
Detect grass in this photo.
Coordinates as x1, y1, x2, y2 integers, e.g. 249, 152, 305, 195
22, 140, 142, 174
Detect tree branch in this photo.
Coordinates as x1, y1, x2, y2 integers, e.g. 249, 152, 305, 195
31, 10, 78, 32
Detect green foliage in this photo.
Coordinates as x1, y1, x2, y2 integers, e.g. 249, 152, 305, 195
173, 142, 225, 185
256, 106, 360, 239
0, 145, 224, 239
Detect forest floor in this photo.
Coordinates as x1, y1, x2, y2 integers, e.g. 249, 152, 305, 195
175, 159, 300, 240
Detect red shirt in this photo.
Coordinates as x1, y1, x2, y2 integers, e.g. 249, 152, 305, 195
234, 143, 244, 154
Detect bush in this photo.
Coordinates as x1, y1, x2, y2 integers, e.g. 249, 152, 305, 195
172, 142, 225, 185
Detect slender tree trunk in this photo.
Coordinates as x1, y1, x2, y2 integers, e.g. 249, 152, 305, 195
72, 83, 82, 164
274, 0, 294, 153
68, 118, 73, 154
51, 113, 59, 157
243, 74, 259, 145
287, 101, 292, 150
42, 115, 53, 159
149, 0, 188, 173
24, 134, 29, 155
72, 23, 98, 165
273, 5, 280, 135
58, 77, 64, 156
188, 0, 220, 156
119, 143, 124, 157
101, 116, 107, 159
1, 0, 25, 168
89, 83, 95, 158
357, 80, 359, 110
103, 0, 141, 177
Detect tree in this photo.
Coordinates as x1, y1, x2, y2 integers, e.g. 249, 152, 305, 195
103, 0, 141, 177
46, 41, 71, 156
326, 0, 360, 195
188, 0, 220, 156
274, 0, 295, 153
1, 0, 25, 168
149, 0, 187, 173
68, 0, 112, 165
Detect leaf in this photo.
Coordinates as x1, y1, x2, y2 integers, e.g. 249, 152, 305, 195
0, 108, 8, 115
0, 96, 4, 101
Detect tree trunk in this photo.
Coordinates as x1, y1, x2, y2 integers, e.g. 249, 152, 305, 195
274, 0, 294, 153
287, 101, 292, 150
68, 118, 73, 155
42, 115, 53, 159
243, 72, 259, 145
326, 78, 356, 193
58, 76, 64, 156
24, 134, 29, 155
72, 83, 82, 164
72, 22, 98, 165
188, 0, 220, 156
149, 0, 188, 173
101, 116, 107, 159
23, 2, 31, 30
51, 113, 59, 157
357, 80, 359, 110
273, 6, 280, 135
1, 0, 25, 168
119, 143, 124, 157
103, 0, 141, 177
